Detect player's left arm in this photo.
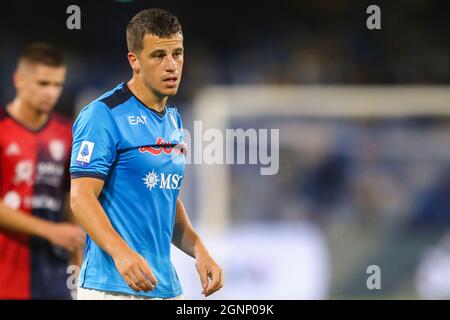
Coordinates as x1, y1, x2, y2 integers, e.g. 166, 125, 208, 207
172, 197, 223, 297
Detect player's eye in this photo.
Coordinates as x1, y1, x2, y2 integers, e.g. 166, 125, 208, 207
38, 81, 50, 86
151, 51, 166, 59
173, 51, 183, 58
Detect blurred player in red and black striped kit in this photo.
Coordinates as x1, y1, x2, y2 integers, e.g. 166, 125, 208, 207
0, 43, 85, 299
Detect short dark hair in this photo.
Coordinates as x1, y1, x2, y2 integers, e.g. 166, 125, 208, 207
126, 8, 182, 53
19, 42, 65, 67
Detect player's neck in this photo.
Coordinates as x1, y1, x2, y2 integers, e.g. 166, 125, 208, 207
6, 98, 49, 130
127, 78, 167, 113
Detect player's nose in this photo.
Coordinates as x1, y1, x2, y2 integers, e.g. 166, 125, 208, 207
164, 55, 177, 72
46, 85, 61, 99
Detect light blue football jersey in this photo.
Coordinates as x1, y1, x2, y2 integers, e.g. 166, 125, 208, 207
70, 82, 186, 298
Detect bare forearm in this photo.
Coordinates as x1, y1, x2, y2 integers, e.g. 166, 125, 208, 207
70, 245, 84, 267
70, 192, 129, 258
64, 194, 84, 266
175, 226, 208, 259
0, 201, 53, 238
173, 198, 223, 297
172, 198, 208, 258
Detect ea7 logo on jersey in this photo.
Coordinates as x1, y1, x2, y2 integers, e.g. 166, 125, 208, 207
76, 141, 95, 164
143, 170, 183, 191
128, 115, 147, 125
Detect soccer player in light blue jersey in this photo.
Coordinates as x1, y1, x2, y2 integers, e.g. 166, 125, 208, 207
70, 8, 223, 300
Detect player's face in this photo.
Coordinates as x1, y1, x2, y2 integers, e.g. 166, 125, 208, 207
15, 63, 66, 113
136, 33, 184, 98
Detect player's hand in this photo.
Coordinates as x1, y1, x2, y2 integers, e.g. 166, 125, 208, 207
195, 250, 223, 297
112, 248, 158, 292
46, 222, 85, 253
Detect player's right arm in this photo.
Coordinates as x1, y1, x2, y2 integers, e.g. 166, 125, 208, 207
0, 201, 84, 253
70, 177, 157, 292
69, 102, 156, 293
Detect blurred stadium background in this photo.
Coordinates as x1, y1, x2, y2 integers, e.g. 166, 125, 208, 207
1, 0, 449, 299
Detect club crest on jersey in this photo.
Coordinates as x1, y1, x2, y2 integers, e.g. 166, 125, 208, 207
139, 137, 187, 156
49, 140, 65, 161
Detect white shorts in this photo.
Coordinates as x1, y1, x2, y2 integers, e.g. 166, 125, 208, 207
77, 286, 185, 300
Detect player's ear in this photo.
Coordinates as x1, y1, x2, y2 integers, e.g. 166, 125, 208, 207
127, 52, 140, 73
13, 69, 24, 90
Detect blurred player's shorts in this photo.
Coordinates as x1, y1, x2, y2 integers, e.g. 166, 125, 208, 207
77, 287, 186, 300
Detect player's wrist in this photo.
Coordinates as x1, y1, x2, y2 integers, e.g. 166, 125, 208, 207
36, 219, 57, 240
193, 241, 209, 259
107, 240, 132, 260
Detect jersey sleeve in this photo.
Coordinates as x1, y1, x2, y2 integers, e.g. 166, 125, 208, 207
70, 102, 120, 180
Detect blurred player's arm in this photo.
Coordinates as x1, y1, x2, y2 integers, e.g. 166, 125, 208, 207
70, 177, 157, 292
172, 197, 223, 297
63, 194, 84, 267
0, 200, 84, 253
